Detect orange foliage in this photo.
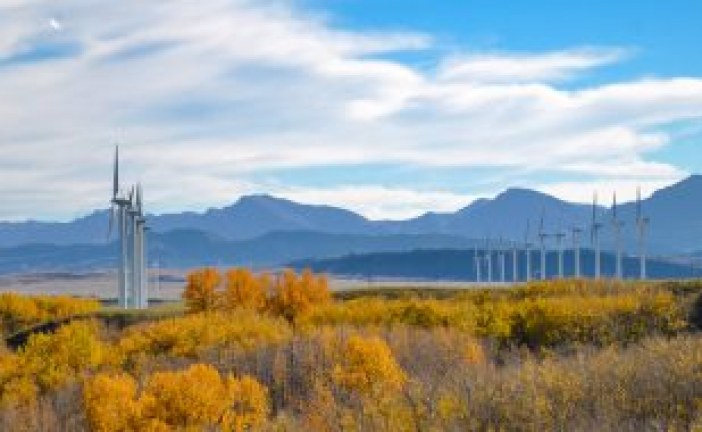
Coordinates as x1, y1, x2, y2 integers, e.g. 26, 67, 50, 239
223, 268, 267, 311
267, 268, 331, 322
83, 364, 269, 431
182, 267, 331, 321
182, 267, 222, 313
0, 293, 100, 335
333, 335, 406, 396
83, 373, 143, 432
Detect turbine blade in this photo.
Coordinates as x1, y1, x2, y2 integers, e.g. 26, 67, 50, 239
113, 145, 119, 200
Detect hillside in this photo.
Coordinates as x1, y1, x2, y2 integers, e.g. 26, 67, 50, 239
1, 176, 702, 255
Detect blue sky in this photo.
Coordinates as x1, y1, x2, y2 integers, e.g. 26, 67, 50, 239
0, 0, 701, 220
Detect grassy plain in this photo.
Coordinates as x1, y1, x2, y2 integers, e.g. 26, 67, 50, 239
1, 272, 702, 430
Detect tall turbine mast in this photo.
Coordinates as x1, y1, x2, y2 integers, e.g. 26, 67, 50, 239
512, 239, 518, 283
474, 245, 482, 283
611, 192, 625, 280
591, 192, 603, 279
486, 237, 493, 283
110, 146, 131, 308
571, 226, 583, 278
636, 187, 650, 280
109, 146, 148, 310
524, 220, 533, 283
498, 237, 506, 283
539, 213, 549, 280
555, 228, 566, 279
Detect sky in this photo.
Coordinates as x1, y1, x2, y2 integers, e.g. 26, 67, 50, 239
1, 0, 701, 221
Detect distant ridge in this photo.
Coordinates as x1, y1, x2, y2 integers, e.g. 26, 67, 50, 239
1, 176, 702, 254
291, 248, 702, 281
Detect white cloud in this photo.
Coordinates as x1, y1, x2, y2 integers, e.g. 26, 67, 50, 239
437, 48, 626, 83
273, 186, 477, 220
0, 0, 700, 221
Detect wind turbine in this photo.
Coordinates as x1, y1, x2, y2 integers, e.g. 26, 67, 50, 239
571, 226, 583, 278
108, 146, 148, 309
591, 192, 603, 279
554, 228, 566, 279
485, 238, 493, 283
511, 239, 518, 283
539, 214, 549, 280
109, 146, 132, 309
498, 237, 506, 283
636, 187, 650, 280
524, 220, 533, 282
611, 192, 625, 279
474, 245, 482, 283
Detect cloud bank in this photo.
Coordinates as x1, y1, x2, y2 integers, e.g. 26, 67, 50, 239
0, 0, 700, 220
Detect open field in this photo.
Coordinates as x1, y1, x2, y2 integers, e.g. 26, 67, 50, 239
0, 271, 511, 302
2, 271, 702, 430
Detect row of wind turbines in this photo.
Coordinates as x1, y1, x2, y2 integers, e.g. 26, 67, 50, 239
108, 147, 149, 309
474, 190, 650, 283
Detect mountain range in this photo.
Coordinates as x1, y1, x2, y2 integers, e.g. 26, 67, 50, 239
0, 175, 701, 274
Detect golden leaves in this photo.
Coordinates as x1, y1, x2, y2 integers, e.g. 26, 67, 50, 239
182, 267, 332, 322
333, 335, 406, 396
83, 364, 268, 431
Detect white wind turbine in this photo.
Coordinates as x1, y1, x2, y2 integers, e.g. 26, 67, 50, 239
611, 192, 625, 279
571, 226, 583, 278
524, 220, 533, 282
538, 214, 549, 280
591, 192, 604, 279
636, 187, 650, 280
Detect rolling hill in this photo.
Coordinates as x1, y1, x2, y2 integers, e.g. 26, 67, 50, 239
1, 176, 702, 256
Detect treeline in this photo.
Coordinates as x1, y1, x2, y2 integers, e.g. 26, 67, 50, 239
0, 293, 100, 336
183, 267, 331, 322
1, 274, 702, 430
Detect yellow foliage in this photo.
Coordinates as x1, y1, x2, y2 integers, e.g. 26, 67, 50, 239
142, 363, 227, 427
0, 352, 38, 408
267, 268, 332, 322
0, 293, 100, 335
19, 320, 105, 391
222, 375, 270, 432
182, 267, 222, 313
333, 335, 406, 396
83, 373, 142, 432
83, 364, 269, 431
118, 310, 291, 360
223, 268, 267, 312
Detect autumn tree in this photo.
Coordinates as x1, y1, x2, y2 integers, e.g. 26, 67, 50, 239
333, 335, 406, 396
83, 373, 143, 432
267, 269, 331, 322
183, 268, 222, 313
83, 364, 269, 431
223, 268, 267, 311
222, 375, 270, 431
19, 320, 105, 392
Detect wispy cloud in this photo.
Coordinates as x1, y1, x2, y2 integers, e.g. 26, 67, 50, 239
0, 0, 699, 220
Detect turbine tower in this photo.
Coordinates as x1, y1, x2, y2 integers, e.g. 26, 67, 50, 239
524, 220, 533, 282
591, 193, 603, 279
109, 147, 131, 308
109, 146, 149, 309
485, 238, 493, 283
636, 187, 650, 280
571, 226, 583, 278
611, 192, 625, 280
474, 245, 482, 283
555, 229, 566, 279
539, 215, 549, 280
498, 238, 506, 283
512, 240, 518, 283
